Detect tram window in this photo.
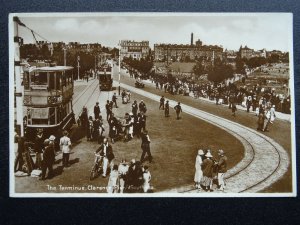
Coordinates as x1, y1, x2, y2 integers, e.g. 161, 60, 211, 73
66, 70, 73, 84
65, 71, 69, 85
49, 107, 56, 125
57, 106, 62, 123
32, 119, 48, 125
56, 75, 61, 90
31, 72, 47, 85
61, 104, 67, 119
27, 108, 32, 125
49, 72, 55, 90
24, 72, 30, 90
62, 72, 66, 87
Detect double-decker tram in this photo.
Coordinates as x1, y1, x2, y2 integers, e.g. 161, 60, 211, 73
22, 65, 75, 142
98, 63, 113, 91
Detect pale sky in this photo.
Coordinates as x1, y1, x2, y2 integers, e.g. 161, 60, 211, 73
17, 13, 292, 51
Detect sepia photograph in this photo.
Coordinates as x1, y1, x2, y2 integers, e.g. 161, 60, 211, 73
9, 13, 296, 197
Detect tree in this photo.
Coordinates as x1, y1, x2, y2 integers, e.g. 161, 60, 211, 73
192, 61, 206, 77
235, 57, 246, 74
247, 57, 267, 68
207, 63, 234, 83
268, 54, 280, 63
109, 47, 119, 58
123, 57, 153, 76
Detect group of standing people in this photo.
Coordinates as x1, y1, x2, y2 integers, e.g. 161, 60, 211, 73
257, 104, 276, 132
194, 149, 227, 192
159, 95, 182, 119
15, 129, 72, 181
106, 159, 152, 193
94, 134, 152, 193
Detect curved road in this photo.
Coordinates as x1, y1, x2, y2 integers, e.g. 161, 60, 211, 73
114, 80, 290, 193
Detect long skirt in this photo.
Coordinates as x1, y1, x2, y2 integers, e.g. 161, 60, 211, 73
194, 169, 203, 183
201, 176, 212, 187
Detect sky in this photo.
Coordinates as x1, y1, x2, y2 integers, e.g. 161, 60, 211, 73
17, 13, 292, 51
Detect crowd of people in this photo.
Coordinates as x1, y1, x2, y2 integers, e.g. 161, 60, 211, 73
77, 91, 154, 193
125, 66, 286, 133
148, 72, 290, 115
94, 138, 152, 193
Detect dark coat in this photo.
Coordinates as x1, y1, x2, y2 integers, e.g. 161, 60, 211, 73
94, 105, 100, 115
43, 146, 55, 164
174, 104, 182, 112
217, 155, 228, 173
34, 134, 44, 153
202, 158, 214, 177
96, 144, 114, 161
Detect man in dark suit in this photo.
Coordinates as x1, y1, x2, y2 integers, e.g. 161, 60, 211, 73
40, 139, 55, 180
174, 102, 182, 120
132, 100, 138, 116
165, 100, 170, 117
159, 96, 165, 110
34, 129, 44, 169
96, 138, 115, 177
94, 102, 100, 120
105, 100, 112, 121
139, 100, 147, 114
140, 112, 147, 132
14, 136, 25, 172
112, 93, 118, 108
140, 130, 152, 163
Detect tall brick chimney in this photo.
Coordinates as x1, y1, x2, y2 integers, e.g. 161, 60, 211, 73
191, 33, 194, 46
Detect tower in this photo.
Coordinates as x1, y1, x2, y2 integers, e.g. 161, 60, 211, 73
191, 33, 194, 46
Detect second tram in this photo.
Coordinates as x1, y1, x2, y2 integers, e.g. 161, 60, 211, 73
98, 64, 113, 91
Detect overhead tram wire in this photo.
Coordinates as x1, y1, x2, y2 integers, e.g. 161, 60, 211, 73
15, 17, 52, 46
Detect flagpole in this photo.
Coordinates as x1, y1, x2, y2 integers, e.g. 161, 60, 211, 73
118, 41, 121, 96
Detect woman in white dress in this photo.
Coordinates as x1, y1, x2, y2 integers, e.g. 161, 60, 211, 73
194, 149, 204, 189
142, 165, 151, 193
128, 113, 134, 139
107, 164, 119, 193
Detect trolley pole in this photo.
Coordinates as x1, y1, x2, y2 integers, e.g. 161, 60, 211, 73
118, 43, 121, 96
14, 17, 24, 136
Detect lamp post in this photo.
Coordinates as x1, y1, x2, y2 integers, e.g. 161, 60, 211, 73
63, 47, 66, 66
77, 55, 80, 80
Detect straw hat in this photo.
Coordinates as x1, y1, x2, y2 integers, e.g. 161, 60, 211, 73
49, 135, 56, 141
198, 149, 204, 155
205, 152, 213, 158
218, 149, 225, 155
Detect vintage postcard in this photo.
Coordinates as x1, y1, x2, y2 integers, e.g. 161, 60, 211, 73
9, 13, 296, 197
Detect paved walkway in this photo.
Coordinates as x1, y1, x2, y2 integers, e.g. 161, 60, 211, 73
114, 81, 290, 193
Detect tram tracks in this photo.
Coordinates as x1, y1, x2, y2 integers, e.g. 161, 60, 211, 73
180, 109, 283, 193
73, 79, 98, 106
116, 81, 290, 193
72, 79, 99, 119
